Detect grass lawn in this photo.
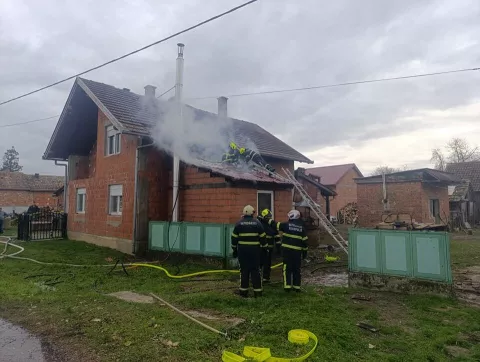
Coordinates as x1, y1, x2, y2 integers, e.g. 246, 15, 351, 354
0, 235, 480, 361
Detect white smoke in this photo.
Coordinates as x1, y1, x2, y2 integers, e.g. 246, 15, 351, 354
143, 97, 259, 167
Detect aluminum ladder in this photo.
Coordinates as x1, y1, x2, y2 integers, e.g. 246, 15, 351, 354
280, 167, 348, 254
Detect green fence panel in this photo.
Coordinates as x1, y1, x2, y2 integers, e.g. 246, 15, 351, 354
412, 233, 452, 283
149, 222, 167, 251
381, 231, 412, 277
203, 223, 225, 257
348, 229, 452, 284
184, 222, 203, 255
166, 222, 184, 253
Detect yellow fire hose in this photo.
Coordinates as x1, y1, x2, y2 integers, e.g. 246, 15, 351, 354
130, 262, 284, 279
222, 329, 318, 362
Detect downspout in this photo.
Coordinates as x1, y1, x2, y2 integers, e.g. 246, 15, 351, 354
54, 160, 68, 212
132, 140, 154, 254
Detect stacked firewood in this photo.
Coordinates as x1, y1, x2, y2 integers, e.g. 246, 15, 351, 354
337, 202, 358, 224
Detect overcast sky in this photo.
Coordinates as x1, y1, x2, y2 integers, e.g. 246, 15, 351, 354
1, 0, 479, 176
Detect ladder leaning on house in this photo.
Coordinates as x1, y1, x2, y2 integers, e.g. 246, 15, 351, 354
278, 167, 348, 254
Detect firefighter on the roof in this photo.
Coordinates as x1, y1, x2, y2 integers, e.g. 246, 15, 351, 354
257, 208, 281, 283
231, 205, 266, 298
222, 142, 275, 173
266, 209, 308, 292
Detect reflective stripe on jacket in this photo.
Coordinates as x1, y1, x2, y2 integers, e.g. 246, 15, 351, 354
269, 218, 308, 251
231, 216, 266, 249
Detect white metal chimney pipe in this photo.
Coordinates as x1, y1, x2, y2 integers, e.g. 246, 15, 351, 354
217, 96, 228, 118
172, 43, 184, 222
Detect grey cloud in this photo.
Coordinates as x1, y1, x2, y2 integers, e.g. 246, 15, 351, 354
0, 0, 479, 175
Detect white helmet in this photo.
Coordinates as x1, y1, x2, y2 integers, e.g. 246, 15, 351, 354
287, 209, 300, 220
243, 205, 255, 216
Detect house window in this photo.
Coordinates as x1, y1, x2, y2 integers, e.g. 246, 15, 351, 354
76, 188, 86, 213
109, 185, 123, 215
106, 125, 121, 156
429, 199, 440, 223
257, 191, 274, 218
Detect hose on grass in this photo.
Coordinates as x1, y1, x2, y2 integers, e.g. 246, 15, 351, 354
0, 238, 283, 279
149, 292, 319, 361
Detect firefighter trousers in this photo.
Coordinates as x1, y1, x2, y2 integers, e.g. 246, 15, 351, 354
238, 246, 262, 295
260, 247, 273, 281
282, 248, 302, 291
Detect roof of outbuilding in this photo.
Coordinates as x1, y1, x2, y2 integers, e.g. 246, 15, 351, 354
445, 161, 480, 192
0, 172, 64, 192
355, 168, 460, 185
44, 77, 312, 164
295, 168, 336, 196
305, 163, 363, 186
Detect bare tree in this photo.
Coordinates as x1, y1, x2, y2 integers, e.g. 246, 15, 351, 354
446, 138, 479, 163
370, 165, 407, 176
431, 138, 479, 170
431, 148, 447, 171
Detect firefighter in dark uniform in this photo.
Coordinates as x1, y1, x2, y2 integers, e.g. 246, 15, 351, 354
222, 142, 275, 173
231, 205, 267, 298
258, 209, 281, 283
267, 210, 308, 292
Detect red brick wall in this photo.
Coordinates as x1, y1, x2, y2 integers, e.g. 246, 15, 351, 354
0, 190, 59, 208
357, 182, 424, 227
180, 164, 293, 225
330, 168, 361, 215
421, 184, 450, 223
67, 110, 137, 241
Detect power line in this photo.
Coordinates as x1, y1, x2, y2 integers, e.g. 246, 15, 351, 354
0, 85, 176, 129
3, 66, 480, 129
157, 86, 175, 98
0, 0, 258, 107
0, 115, 59, 129
188, 66, 480, 100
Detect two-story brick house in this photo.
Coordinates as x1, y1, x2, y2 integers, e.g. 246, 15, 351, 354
305, 163, 363, 216
43, 78, 313, 254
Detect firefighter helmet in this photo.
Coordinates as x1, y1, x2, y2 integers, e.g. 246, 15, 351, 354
260, 209, 272, 219
229, 142, 237, 150
243, 205, 255, 216
239, 147, 246, 154
287, 209, 300, 220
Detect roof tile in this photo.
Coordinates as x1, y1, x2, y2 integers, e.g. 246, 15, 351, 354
445, 162, 480, 192
79, 78, 312, 164
0, 172, 64, 191
305, 164, 362, 185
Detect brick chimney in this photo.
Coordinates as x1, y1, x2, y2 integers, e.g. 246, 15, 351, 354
144, 85, 157, 97
217, 96, 228, 118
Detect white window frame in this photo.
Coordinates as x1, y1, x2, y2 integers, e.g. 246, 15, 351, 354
257, 191, 274, 219
76, 188, 86, 213
105, 125, 121, 156
108, 184, 123, 215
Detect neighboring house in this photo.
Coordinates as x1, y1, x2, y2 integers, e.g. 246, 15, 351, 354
43, 77, 312, 254
305, 163, 363, 216
448, 180, 475, 227
0, 172, 64, 214
355, 168, 459, 227
293, 168, 336, 228
445, 161, 480, 225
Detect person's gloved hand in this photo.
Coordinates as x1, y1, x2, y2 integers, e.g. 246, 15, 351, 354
302, 250, 308, 260
232, 249, 238, 258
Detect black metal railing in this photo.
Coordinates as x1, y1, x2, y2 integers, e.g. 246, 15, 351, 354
17, 209, 67, 241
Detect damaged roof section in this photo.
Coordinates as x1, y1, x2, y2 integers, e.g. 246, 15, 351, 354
449, 180, 471, 202
194, 160, 293, 186
355, 168, 460, 185
44, 77, 312, 164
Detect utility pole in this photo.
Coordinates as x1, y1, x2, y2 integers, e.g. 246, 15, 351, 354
172, 43, 184, 222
